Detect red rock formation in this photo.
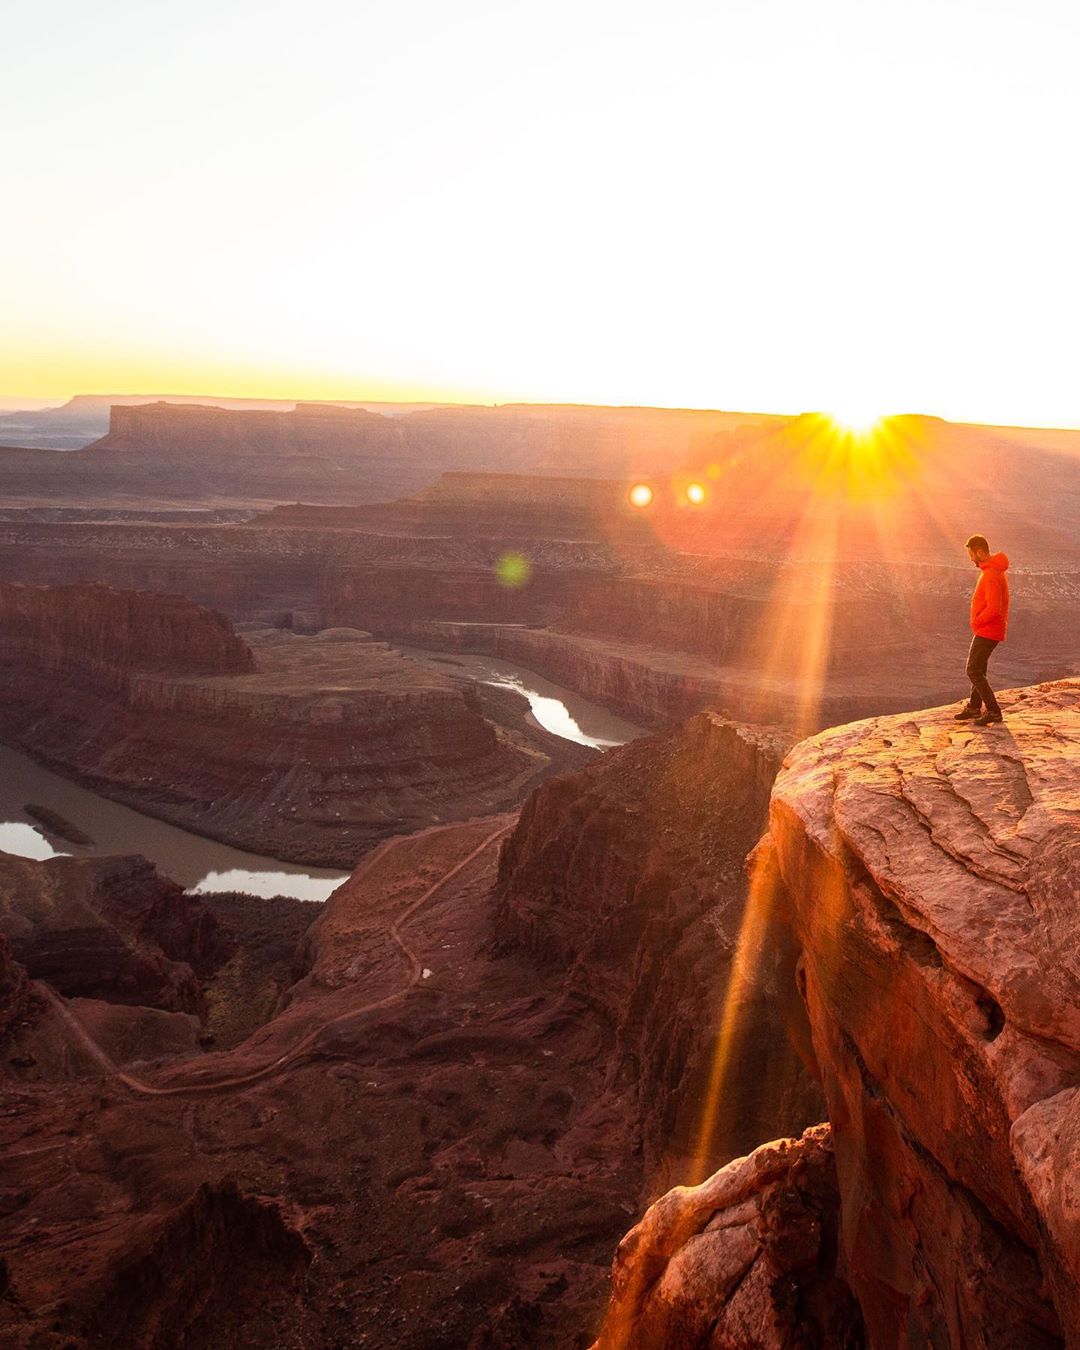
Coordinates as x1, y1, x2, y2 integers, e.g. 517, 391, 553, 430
82, 1181, 313, 1347
763, 677, 1080, 1345
591, 1125, 863, 1349
492, 711, 824, 1185
0, 446, 1077, 734
0, 817, 646, 1348
0, 579, 254, 688
0, 850, 231, 1014
0, 587, 574, 865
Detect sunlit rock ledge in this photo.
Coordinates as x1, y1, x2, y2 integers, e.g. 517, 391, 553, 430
593, 678, 1080, 1347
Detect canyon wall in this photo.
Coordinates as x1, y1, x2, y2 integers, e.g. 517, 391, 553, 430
764, 677, 1080, 1345
595, 678, 1080, 1347
491, 711, 825, 1187
8, 406, 1080, 573
0, 579, 253, 689
0, 478, 1075, 736
2, 400, 768, 509
396, 619, 967, 730
0, 585, 574, 866
0, 402, 422, 508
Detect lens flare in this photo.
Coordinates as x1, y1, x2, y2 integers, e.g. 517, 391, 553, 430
686, 482, 706, 505
494, 551, 532, 587
628, 483, 653, 509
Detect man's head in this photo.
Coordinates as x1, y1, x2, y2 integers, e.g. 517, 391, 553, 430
965, 533, 990, 565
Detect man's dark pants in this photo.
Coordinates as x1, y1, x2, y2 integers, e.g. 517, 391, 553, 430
965, 635, 1000, 714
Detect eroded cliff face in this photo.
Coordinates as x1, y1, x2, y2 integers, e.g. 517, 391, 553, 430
0, 579, 253, 688
764, 677, 1080, 1346
492, 711, 825, 1187
0, 585, 572, 865
591, 679, 1080, 1348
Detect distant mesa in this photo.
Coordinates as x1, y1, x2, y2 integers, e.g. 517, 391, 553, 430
0, 392, 455, 452
88, 400, 400, 455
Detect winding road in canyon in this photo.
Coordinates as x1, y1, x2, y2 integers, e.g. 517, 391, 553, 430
39, 819, 513, 1099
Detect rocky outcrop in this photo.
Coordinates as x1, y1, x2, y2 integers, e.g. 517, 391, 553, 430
591, 1124, 863, 1349
492, 712, 824, 1186
81, 1181, 312, 1348
0, 850, 232, 1014
0, 579, 253, 689
762, 678, 1080, 1345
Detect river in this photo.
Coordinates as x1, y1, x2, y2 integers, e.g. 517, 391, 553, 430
400, 647, 646, 749
0, 743, 348, 902
0, 653, 646, 899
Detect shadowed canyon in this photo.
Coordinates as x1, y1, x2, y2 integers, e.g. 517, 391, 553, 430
1, 399, 1078, 1348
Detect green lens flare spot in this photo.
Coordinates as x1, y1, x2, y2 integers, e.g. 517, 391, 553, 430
495, 552, 532, 588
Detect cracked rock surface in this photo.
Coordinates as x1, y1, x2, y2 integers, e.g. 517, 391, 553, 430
769, 677, 1080, 1347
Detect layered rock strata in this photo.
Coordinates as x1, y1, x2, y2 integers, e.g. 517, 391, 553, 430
398, 620, 968, 729
492, 711, 824, 1185
0, 585, 577, 865
0, 578, 253, 687
0, 460, 1076, 735
762, 677, 1080, 1345
1, 710, 828, 1347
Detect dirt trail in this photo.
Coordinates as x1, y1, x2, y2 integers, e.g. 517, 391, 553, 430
40, 820, 512, 1099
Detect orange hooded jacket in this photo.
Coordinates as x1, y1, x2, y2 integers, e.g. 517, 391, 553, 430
970, 552, 1009, 641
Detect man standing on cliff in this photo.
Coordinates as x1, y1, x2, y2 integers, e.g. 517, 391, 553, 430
954, 534, 1010, 726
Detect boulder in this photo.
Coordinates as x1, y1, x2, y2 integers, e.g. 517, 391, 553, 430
591, 1124, 863, 1349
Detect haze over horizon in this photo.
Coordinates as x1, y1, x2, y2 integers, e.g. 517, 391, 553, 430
5, 0, 1079, 427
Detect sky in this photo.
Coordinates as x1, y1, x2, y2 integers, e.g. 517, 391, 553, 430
3, 0, 1080, 425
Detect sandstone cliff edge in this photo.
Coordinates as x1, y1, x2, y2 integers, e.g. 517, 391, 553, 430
594, 678, 1080, 1347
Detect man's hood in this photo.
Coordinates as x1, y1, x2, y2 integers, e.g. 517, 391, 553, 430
980, 552, 1009, 572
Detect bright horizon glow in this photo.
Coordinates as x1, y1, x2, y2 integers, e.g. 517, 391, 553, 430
4, 1, 1080, 427
826, 407, 887, 437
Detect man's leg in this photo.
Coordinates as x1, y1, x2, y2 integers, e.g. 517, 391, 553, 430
964, 634, 984, 712
966, 636, 1000, 714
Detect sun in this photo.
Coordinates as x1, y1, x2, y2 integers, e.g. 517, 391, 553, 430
826, 402, 886, 436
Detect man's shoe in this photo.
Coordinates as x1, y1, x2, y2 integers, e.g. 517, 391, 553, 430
974, 711, 1003, 726
954, 706, 981, 721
